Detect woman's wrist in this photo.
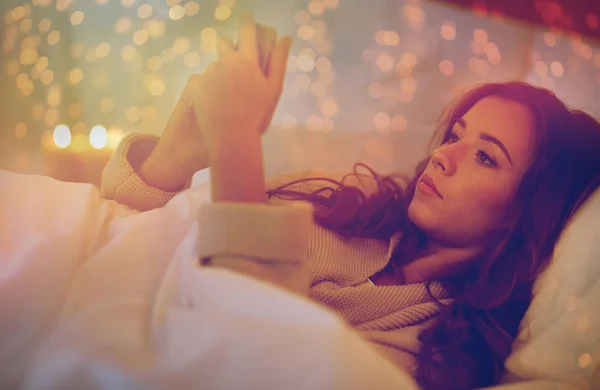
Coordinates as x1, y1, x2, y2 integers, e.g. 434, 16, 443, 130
138, 137, 204, 192
209, 134, 267, 203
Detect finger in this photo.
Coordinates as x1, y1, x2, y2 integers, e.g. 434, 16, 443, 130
267, 36, 293, 89
237, 10, 259, 64
166, 76, 198, 130
216, 37, 235, 61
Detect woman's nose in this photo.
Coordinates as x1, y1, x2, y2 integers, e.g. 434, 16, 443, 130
431, 147, 456, 175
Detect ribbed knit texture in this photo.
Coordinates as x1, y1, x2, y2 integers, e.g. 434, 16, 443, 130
101, 134, 452, 376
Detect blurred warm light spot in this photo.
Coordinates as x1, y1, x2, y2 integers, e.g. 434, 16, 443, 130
142, 106, 159, 122
296, 54, 316, 72
310, 80, 327, 97
174, 37, 191, 54
169, 5, 185, 20
15, 123, 28, 138
107, 126, 124, 149
47, 31, 60, 45
67, 103, 82, 119
38, 19, 52, 33
12, 6, 25, 21
201, 28, 217, 42
147, 56, 163, 71
121, 45, 137, 61
15, 73, 29, 89
184, 52, 200, 67
30, 67, 40, 80
47, 85, 61, 107
374, 112, 391, 130
441, 21, 456, 40
138, 4, 153, 19
535, 61, 548, 77
383, 31, 400, 46
100, 98, 114, 114
474, 28, 488, 43
298, 25, 314, 41
20, 50, 38, 65
8, 60, 20, 75
184, 2, 200, 16
53, 124, 71, 148
586, 13, 599, 30
550, 61, 564, 77
21, 80, 34, 96
70, 43, 84, 58
399, 52, 417, 68
145, 20, 166, 37
121, 0, 136, 8
161, 48, 176, 62
96, 42, 111, 58
468, 57, 490, 74
134, 30, 150, 45
578, 353, 592, 368
315, 57, 331, 72
115, 17, 132, 34
90, 125, 107, 149
126, 107, 142, 123
403, 4, 425, 29
322, 117, 335, 133
56, 0, 70, 12
543, 32, 556, 47
320, 98, 338, 117
85, 48, 98, 63
70, 11, 84, 26
16, 73, 29, 88
308, 1, 325, 15
294, 10, 311, 25
376, 54, 394, 72
306, 115, 324, 131
41, 69, 54, 84
214, 5, 231, 21
146, 76, 165, 96
398, 91, 414, 104
439, 60, 454, 76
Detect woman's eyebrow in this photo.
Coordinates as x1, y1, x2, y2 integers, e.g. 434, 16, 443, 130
456, 118, 513, 165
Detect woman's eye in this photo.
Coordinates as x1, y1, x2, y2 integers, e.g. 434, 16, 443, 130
477, 151, 496, 167
447, 133, 460, 144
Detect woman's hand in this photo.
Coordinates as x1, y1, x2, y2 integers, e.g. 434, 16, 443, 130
190, 11, 293, 153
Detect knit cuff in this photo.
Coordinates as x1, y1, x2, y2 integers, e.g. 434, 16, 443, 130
100, 133, 191, 211
196, 200, 314, 265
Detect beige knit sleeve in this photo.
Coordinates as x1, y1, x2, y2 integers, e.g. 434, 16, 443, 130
100, 133, 191, 211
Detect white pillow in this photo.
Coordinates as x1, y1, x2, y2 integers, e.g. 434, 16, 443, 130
502, 188, 600, 388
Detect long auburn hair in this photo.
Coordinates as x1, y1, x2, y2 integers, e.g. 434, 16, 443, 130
266, 81, 600, 389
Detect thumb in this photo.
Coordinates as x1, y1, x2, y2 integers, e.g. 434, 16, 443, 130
267, 36, 293, 89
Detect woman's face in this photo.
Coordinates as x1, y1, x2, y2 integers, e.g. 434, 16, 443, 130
408, 96, 536, 248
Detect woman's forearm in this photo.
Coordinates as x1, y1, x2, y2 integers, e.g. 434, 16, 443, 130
138, 136, 209, 192
209, 135, 267, 204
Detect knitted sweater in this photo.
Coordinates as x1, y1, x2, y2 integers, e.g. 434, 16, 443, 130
100, 133, 451, 377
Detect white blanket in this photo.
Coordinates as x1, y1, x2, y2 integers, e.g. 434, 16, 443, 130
0, 170, 418, 390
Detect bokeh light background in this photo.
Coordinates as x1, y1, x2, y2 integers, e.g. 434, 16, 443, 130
1, 0, 599, 185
